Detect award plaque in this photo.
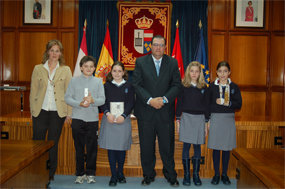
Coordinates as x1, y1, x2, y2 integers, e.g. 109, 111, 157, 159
110, 102, 124, 118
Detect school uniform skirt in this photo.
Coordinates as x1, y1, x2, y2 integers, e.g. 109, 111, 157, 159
179, 113, 205, 144
98, 115, 132, 151
207, 113, 236, 151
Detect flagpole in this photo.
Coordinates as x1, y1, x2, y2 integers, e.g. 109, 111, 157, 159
176, 20, 179, 28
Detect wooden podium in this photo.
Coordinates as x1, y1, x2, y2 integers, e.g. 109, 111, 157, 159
0, 140, 54, 188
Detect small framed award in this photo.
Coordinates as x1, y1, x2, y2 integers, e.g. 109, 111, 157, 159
110, 102, 124, 118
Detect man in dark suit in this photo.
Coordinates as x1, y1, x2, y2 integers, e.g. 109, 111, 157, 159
133, 35, 182, 186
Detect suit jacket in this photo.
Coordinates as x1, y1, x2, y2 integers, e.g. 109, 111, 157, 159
132, 54, 182, 122
30, 64, 72, 118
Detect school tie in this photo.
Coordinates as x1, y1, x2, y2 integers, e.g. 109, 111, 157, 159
155, 60, 160, 76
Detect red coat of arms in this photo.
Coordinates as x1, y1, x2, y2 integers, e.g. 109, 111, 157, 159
118, 2, 172, 70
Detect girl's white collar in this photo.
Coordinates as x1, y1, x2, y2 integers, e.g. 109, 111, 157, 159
112, 79, 126, 86
214, 78, 231, 86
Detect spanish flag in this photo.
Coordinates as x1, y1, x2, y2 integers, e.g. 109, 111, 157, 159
95, 20, 114, 83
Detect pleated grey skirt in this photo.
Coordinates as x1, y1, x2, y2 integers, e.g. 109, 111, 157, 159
179, 113, 205, 144
98, 115, 132, 151
207, 113, 236, 151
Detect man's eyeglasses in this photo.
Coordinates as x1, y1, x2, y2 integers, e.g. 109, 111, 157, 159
152, 43, 165, 47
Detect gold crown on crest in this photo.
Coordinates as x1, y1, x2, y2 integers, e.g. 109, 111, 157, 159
135, 16, 153, 29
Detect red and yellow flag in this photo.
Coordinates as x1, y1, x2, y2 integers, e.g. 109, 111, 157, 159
95, 21, 114, 83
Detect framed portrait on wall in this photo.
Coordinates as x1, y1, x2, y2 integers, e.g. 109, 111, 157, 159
24, 0, 52, 24
235, 0, 264, 27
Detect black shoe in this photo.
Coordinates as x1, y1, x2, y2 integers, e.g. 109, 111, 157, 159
221, 174, 231, 185
109, 177, 117, 186
141, 176, 154, 185
49, 175, 54, 181
182, 175, 191, 186
117, 175, 126, 183
211, 175, 220, 185
193, 174, 202, 186
169, 179, 179, 187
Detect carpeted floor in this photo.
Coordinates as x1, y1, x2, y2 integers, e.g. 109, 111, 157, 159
49, 175, 237, 189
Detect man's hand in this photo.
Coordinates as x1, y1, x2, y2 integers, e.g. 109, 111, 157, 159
150, 97, 164, 109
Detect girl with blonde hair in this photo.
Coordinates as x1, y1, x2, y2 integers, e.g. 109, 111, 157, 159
176, 61, 209, 186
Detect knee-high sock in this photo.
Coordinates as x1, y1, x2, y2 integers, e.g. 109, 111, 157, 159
222, 150, 230, 175
108, 150, 117, 177
213, 150, 220, 175
117, 150, 126, 175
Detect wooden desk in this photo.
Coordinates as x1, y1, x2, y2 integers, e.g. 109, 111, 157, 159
233, 148, 285, 189
0, 140, 54, 188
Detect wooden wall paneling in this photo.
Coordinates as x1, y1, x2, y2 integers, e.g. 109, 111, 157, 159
271, 92, 285, 121
229, 35, 268, 86
236, 91, 266, 118
3, 31, 17, 82
0, 1, 2, 83
210, 0, 226, 31
2, 0, 18, 27
62, 0, 75, 28
18, 32, 57, 82
2, 32, 16, 81
51, 0, 59, 27
229, 0, 235, 30
270, 35, 285, 87
61, 32, 75, 71
210, 33, 225, 80
271, 1, 285, 31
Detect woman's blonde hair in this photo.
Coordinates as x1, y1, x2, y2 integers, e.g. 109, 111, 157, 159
41, 39, 65, 65
182, 61, 206, 89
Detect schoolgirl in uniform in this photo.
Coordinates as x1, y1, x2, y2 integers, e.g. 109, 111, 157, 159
207, 61, 242, 185
98, 61, 135, 186
176, 61, 209, 186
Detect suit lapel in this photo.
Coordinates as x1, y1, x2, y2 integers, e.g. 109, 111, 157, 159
158, 55, 168, 79
147, 55, 158, 79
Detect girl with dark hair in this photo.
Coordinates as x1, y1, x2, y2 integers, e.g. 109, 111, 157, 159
208, 61, 242, 185
98, 61, 135, 186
